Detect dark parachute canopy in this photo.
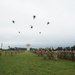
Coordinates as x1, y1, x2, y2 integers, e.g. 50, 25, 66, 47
33, 15, 36, 19
31, 25, 33, 29
39, 32, 41, 34
12, 20, 15, 23
18, 31, 20, 33
47, 22, 50, 25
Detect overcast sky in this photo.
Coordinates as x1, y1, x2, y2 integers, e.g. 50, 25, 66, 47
0, 0, 75, 49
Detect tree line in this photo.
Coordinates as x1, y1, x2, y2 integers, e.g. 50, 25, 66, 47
56, 45, 75, 50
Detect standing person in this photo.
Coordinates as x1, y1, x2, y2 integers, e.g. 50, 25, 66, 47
0, 50, 2, 56
46, 50, 52, 59
51, 50, 54, 59
53, 50, 58, 61
5, 50, 8, 55
71, 50, 74, 61
42, 51, 49, 60
10, 50, 14, 56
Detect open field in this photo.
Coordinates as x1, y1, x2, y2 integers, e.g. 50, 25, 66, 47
0, 51, 75, 75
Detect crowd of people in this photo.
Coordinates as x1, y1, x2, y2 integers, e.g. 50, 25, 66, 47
0, 50, 24, 56
32, 49, 75, 61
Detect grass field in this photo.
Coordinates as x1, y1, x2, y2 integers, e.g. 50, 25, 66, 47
0, 51, 75, 75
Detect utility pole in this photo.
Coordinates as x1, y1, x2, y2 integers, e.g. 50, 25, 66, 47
1, 43, 3, 50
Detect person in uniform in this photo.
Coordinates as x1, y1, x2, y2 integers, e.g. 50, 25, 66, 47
0, 50, 2, 56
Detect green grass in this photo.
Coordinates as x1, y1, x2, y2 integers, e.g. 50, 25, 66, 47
0, 51, 75, 75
